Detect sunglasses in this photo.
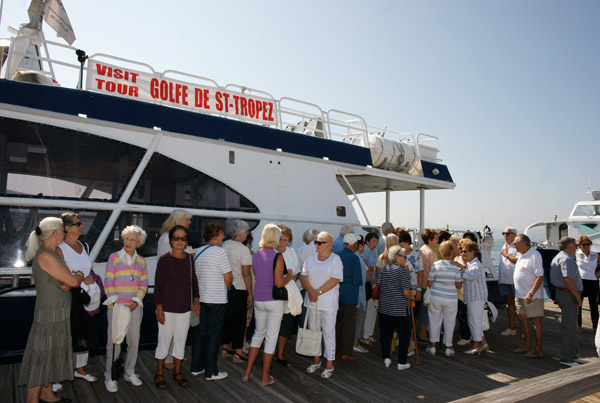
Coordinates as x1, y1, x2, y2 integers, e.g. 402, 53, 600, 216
581, 243, 591, 247
69, 222, 83, 227
502, 232, 513, 236
315, 241, 328, 246
172, 235, 188, 242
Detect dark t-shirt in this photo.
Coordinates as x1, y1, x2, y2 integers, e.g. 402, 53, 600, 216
154, 253, 199, 313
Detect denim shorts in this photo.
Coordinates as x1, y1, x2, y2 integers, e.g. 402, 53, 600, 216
498, 283, 515, 297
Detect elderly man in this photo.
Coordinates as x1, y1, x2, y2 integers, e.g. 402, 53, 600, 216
513, 234, 544, 358
332, 224, 354, 254
499, 227, 518, 336
297, 229, 318, 269
335, 233, 364, 360
550, 237, 586, 367
376, 222, 395, 255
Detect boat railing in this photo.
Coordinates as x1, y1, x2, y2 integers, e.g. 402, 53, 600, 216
1, 28, 442, 165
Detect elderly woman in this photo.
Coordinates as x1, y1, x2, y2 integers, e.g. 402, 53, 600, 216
376, 245, 414, 370
154, 225, 199, 389
56, 212, 102, 384
157, 210, 192, 257
300, 231, 343, 379
221, 220, 253, 363
274, 225, 300, 367
103, 225, 149, 393
426, 241, 462, 357
19, 217, 84, 403
576, 236, 599, 332
156, 210, 192, 369
190, 222, 232, 381
243, 224, 291, 386
460, 238, 490, 355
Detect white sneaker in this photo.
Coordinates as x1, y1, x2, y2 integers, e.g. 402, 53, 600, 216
74, 371, 97, 382
445, 348, 455, 357
191, 370, 205, 376
124, 373, 143, 386
105, 379, 118, 393
456, 338, 471, 346
52, 383, 62, 393
397, 363, 410, 370
559, 361, 580, 367
353, 345, 369, 353
575, 358, 588, 364
206, 371, 228, 381
501, 328, 517, 336
407, 350, 415, 357
426, 346, 436, 355
384, 358, 392, 368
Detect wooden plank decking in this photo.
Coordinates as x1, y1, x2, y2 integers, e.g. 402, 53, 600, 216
2, 302, 599, 403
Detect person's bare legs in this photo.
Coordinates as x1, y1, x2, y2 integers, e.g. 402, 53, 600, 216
506, 295, 516, 330
517, 314, 532, 351
276, 336, 287, 360
260, 353, 275, 385
243, 346, 260, 380
531, 316, 543, 354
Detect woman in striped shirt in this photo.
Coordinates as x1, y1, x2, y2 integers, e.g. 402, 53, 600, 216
103, 225, 148, 392
426, 241, 462, 357
460, 239, 490, 355
376, 245, 414, 370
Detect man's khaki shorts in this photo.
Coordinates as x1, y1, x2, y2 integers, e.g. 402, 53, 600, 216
515, 297, 544, 318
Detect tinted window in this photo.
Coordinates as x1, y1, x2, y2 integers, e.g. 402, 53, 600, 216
0, 206, 258, 268
0, 206, 109, 268
129, 153, 259, 213
573, 205, 599, 217
0, 118, 145, 201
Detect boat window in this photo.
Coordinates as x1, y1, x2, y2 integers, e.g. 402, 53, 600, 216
96, 213, 259, 262
0, 118, 145, 201
0, 206, 110, 268
573, 204, 600, 217
0, 206, 258, 267
129, 152, 259, 213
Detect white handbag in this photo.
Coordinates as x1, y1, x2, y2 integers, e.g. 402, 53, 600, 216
296, 303, 323, 357
482, 303, 490, 332
422, 288, 431, 307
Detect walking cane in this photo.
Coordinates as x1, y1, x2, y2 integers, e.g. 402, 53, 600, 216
410, 291, 419, 363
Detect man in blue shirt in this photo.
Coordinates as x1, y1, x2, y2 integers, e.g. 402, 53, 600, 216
336, 233, 363, 360
550, 237, 585, 367
332, 224, 354, 254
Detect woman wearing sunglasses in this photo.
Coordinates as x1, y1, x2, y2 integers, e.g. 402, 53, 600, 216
154, 225, 199, 389
575, 236, 599, 333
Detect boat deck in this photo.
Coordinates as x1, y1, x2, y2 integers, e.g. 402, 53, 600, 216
2, 302, 599, 403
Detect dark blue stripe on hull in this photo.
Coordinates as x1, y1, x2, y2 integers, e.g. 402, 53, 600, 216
0, 79, 372, 167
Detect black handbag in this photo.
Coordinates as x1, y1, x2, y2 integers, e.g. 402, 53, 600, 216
272, 252, 288, 301
111, 343, 124, 381
226, 285, 243, 320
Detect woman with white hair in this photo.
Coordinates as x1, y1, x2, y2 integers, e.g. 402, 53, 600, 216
103, 225, 149, 393
300, 231, 343, 379
19, 217, 84, 403
221, 219, 253, 362
243, 224, 291, 386
376, 245, 414, 370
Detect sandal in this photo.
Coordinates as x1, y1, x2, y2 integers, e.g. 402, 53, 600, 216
275, 357, 291, 367
232, 352, 248, 363
307, 362, 321, 373
173, 372, 188, 387
321, 367, 334, 379
221, 348, 233, 358
154, 374, 167, 389
242, 373, 252, 382
261, 375, 277, 387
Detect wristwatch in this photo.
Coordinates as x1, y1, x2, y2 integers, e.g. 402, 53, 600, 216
318, 289, 323, 295
528, 292, 533, 297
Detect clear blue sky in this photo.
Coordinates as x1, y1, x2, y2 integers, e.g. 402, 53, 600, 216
2, 0, 599, 235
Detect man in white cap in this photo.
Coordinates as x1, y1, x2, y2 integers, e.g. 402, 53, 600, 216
335, 233, 363, 360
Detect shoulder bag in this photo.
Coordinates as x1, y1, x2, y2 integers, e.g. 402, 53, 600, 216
296, 302, 322, 356
272, 252, 288, 301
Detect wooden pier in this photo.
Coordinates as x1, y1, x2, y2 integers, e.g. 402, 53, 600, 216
2, 302, 599, 402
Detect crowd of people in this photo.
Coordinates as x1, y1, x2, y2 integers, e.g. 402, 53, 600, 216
18, 213, 597, 401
